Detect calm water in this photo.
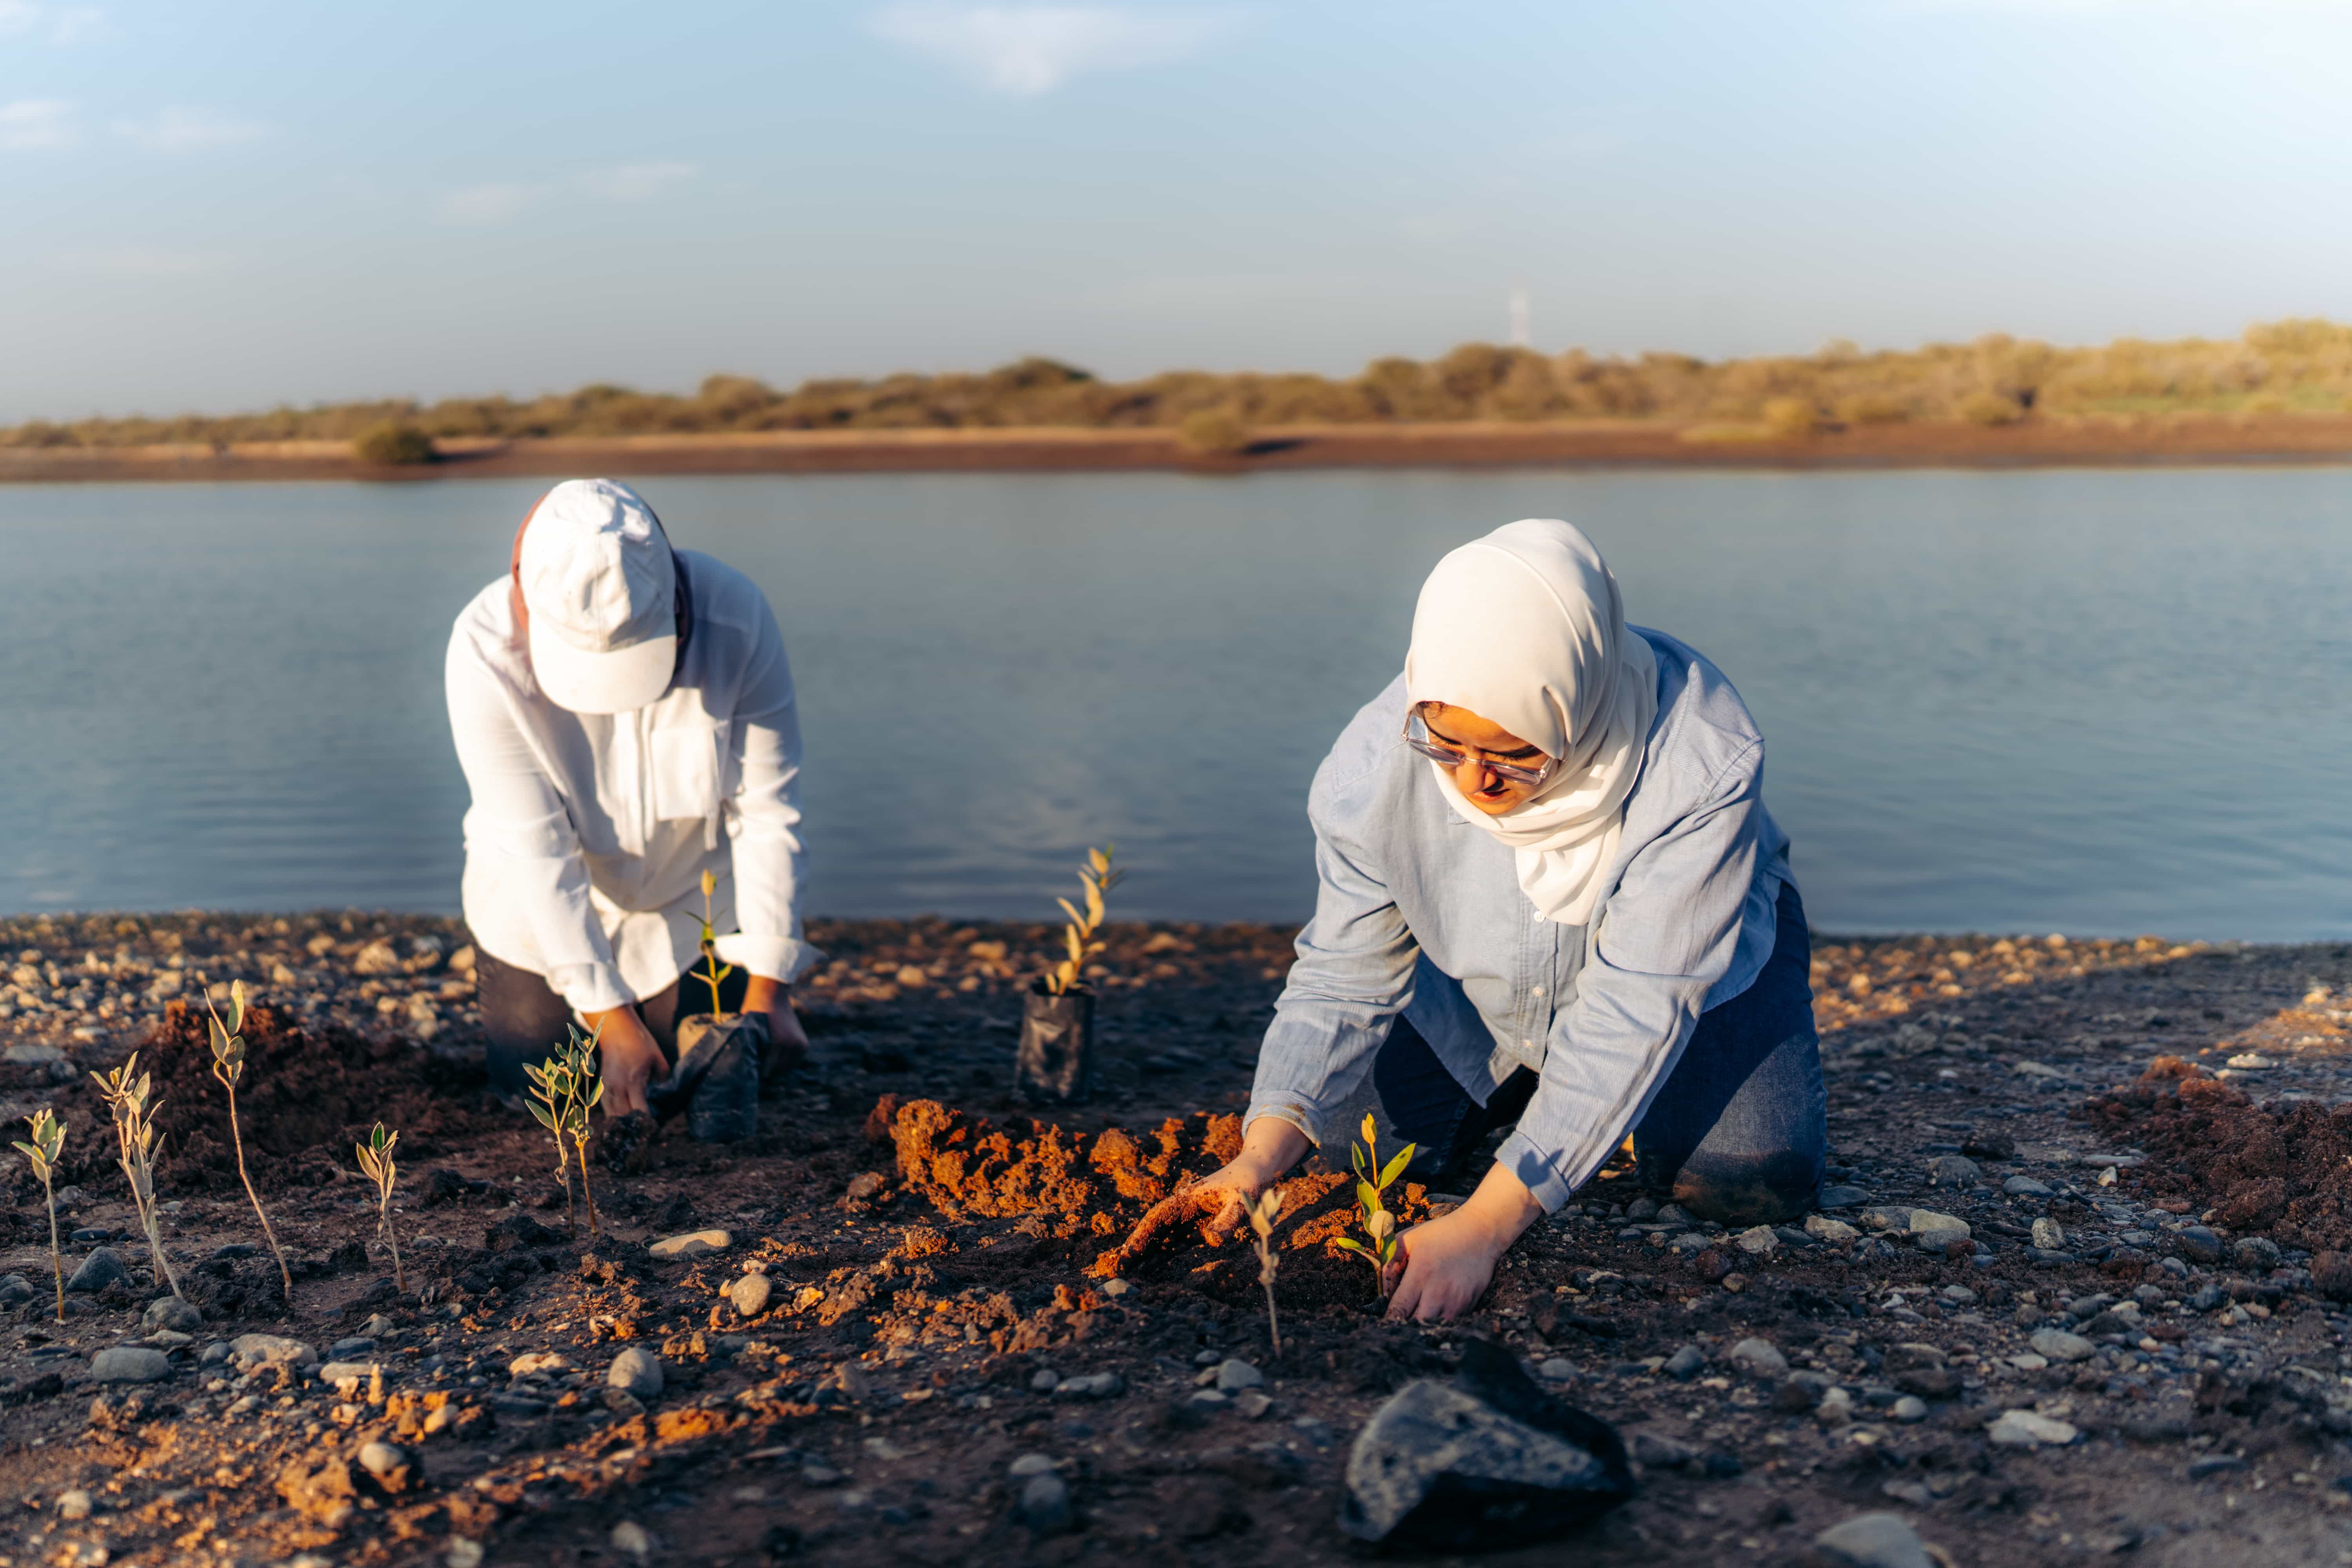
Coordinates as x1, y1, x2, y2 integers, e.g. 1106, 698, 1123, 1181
4, 468, 2350, 940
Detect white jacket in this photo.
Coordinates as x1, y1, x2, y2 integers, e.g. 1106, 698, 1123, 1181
446, 549, 817, 1013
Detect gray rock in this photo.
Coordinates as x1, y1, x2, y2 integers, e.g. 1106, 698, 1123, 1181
727, 1273, 773, 1319
1625, 1197, 1660, 1221
0, 1274, 35, 1307
1655, 1203, 1698, 1227
1008, 1453, 1056, 1479
1340, 1346, 1633, 1550
143, 1296, 200, 1332
1214, 1359, 1264, 1392
1018, 1472, 1073, 1534
2065, 1293, 2116, 1322
1630, 1431, 1696, 1468
2189, 1283, 2225, 1312
357, 1440, 410, 1482
1987, 1409, 2078, 1447
1053, 1372, 1123, 1400
2031, 1218, 2066, 1250
328, 1337, 376, 1358
1813, 1512, 1935, 1568
2030, 1329, 2095, 1363
320, 1361, 383, 1386
198, 1340, 232, 1367
1937, 1285, 1977, 1307
1537, 1359, 1577, 1383
1806, 1215, 1860, 1244
91, 1346, 171, 1383
1235, 1389, 1273, 1419
230, 1333, 317, 1369
2235, 1236, 2282, 1272
2188, 1454, 2249, 1479
65, 1248, 127, 1294
1926, 1154, 1981, 1185
1733, 1225, 1779, 1256
1030, 1368, 1061, 1393
1662, 1345, 1705, 1381
1817, 1185, 1871, 1209
2174, 1226, 2224, 1264
607, 1347, 664, 1400
1891, 1396, 1929, 1424
1728, 1338, 1788, 1379
2003, 1176, 2053, 1197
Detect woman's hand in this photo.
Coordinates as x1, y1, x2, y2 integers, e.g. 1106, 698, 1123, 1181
584, 1005, 667, 1118
1114, 1116, 1311, 1267
1384, 1161, 1545, 1322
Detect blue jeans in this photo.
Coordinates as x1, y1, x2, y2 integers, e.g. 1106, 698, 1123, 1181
1372, 880, 1826, 1226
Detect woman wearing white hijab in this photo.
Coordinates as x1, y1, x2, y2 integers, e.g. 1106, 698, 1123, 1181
1133, 519, 1822, 1321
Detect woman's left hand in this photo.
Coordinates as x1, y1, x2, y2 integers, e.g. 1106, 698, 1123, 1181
1381, 1163, 1547, 1323
741, 975, 810, 1077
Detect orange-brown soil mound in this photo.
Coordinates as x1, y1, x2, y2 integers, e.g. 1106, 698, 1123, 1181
2082, 1054, 2352, 1250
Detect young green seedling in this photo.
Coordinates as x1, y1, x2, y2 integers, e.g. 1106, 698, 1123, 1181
205, 979, 294, 1303
1043, 845, 1124, 996
694, 867, 735, 1016
1330, 1113, 1417, 1299
354, 1122, 405, 1294
1245, 1186, 1283, 1356
88, 1052, 183, 1300
11, 1109, 66, 1322
523, 1022, 604, 1242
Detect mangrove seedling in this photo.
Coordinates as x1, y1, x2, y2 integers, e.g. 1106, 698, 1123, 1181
693, 867, 735, 1015
1245, 1186, 1283, 1356
11, 1109, 66, 1322
354, 1122, 406, 1294
205, 979, 294, 1302
523, 1022, 604, 1242
1043, 844, 1124, 996
89, 1053, 184, 1300
1330, 1113, 1416, 1299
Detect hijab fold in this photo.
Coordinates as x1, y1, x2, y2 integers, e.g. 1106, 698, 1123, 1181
1404, 519, 1658, 926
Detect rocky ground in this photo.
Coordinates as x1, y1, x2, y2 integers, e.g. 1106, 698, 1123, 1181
4, 911, 2352, 1566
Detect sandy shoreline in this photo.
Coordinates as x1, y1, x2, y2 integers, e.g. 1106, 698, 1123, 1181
9, 412, 2352, 484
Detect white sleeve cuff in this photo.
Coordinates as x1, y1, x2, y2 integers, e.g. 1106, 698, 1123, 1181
715, 933, 820, 985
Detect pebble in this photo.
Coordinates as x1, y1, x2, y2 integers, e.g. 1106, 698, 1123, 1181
610, 1520, 653, 1559
91, 1346, 171, 1383
2175, 1226, 2223, 1263
1817, 1184, 1871, 1209
1100, 1279, 1131, 1297
608, 1347, 664, 1400
320, 1361, 384, 1386
1805, 1214, 1859, 1244
1937, 1285, 1976, 1306
1906, 1209, 1969, 1243
1891, 1396, 1929, 1424
0, 1274, 33, 1307
2030, 1328, 2095, 1362
2031, 1218, 2065, 1250
1815, 1387, 1856, 1428
65, 1247, 128, 1294
328, 1337, 376, 1358
1813, 1512, 1936, 1568
56, 1489, 93, 1521
1733, 1224, 1779, 1256
357, 1441, 410, 1482
1537, 1358, 1577, 1383
1987, 1409, 2079, 1447
1662, 1345, 1705, 1381
1009, 1454, 1056, 1479
143, 1297, 201, 1332
1293, 1416, 1337, 1447
1030, 1368, 1060, 1393
1214, 1359, 1264, 1392
1019, 1472, 1073, 1534
1053, 1372, 1123, 1400
648, 1229, 731, 1260
231, 1333, 318, 1369
2226, 1053, 2275, 1070
2004, 1176, 2053, 1197
2188, 1454, 2249, 1479
1235, 1390, 1273, 1419
509, 1351, 573, 1377
727, 1273, 773, 1318
1926, 1154, 1981, 1185
1728, 1338, 1787, 1379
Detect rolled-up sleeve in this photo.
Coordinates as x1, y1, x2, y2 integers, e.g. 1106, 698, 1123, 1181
446, 634, 632, 1014
714, 593, 816, 985
1492, 740, 1766, 1210
1245, 765, 1421, 1145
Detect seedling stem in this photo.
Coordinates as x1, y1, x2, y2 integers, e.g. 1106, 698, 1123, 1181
11, 1109, 66, 1322
205, 980, 294, 1303
88, 1051, 183, 1300
1330, 1113, 1417, 1299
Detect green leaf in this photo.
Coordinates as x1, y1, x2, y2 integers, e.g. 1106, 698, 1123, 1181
1355, 1180, 1380, 1214
527, 1104, 558, 1131
1330, 1237, 1368, 1256
1377, 1148, 1413, 1192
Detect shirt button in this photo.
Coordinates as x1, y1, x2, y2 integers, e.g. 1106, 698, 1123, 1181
1521, 1040, 1532, 1049
1532, 986, 1543, 996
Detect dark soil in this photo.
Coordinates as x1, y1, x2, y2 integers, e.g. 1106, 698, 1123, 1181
7, 914, 2352, 1567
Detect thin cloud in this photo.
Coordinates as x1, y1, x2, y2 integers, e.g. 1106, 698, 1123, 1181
439, 181, 542, 223
0, 98, 76, 150
0, 3, 107, 42
870, 4, 1234, 96
113, 107, 268, 152
0, 2, 37, 31
573, 160, 699, 200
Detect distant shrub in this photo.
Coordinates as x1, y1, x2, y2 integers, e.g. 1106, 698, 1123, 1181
1956, 390, 2025, 427
353, 423, 437, 465
1835, 393, 1910, 426
1178, 407, 1253, 456
1760, 397, 1817, 439
2241, 392, 2289, 417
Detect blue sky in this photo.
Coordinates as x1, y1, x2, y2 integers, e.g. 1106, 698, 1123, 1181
8, 1, 2352, 421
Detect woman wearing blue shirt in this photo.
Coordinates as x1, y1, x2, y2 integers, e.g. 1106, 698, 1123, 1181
1149, 519, 1823, 1322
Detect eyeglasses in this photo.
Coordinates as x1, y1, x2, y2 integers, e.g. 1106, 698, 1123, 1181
1401, 708, 1558, 788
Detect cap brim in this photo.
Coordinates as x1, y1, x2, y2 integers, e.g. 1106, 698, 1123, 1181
530, 623, 677, 714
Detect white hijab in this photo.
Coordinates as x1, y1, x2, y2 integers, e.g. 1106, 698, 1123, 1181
1404, 519, 1659, 926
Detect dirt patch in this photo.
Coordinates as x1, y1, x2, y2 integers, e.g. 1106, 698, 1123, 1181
2081, 1055, 2352, 1250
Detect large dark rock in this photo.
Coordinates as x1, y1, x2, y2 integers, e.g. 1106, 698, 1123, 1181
1340, 1339, 1633, 1550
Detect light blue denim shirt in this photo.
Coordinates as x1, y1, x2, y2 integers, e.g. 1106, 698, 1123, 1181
1245, 628, 1792, 1212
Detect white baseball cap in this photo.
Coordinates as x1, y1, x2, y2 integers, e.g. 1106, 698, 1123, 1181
516, 479, 678, 714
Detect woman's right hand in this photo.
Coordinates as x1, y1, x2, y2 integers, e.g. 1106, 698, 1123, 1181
584, 1005, 666, 1117
1112, 1116, 1312, 1267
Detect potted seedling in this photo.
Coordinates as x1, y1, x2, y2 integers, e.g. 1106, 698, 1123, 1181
1245, 1187, 1284, 1356
1331, 1114, 1416, 1302
13, 1109, 66, 1322
1016, 845, 1123, 1103
205, 980, 294, 1304
524, 1022, 603, 1242
89, 1052, 184, 1300
654, 868, 763, 1142
354, 1122, 406, 1294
